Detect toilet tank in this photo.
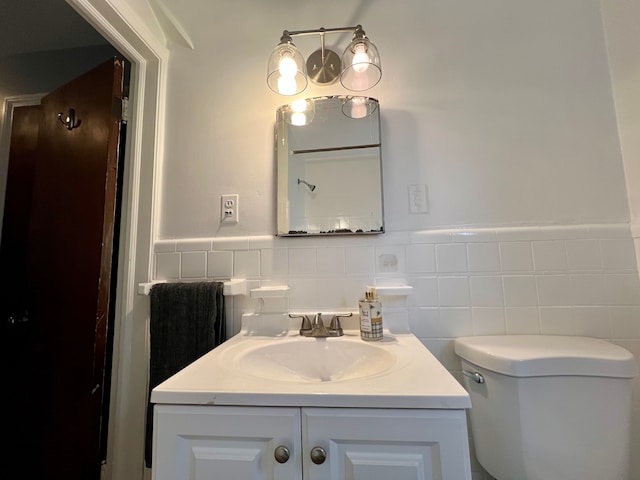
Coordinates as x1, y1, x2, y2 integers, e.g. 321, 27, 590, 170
454, 335, 637, 480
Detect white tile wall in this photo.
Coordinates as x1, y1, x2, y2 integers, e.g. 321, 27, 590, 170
153, 223, 640, 479
532, 240, 566, 271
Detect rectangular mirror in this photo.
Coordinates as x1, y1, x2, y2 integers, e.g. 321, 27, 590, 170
276, 96, 384, 236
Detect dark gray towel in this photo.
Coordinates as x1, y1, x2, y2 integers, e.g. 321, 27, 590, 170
144, 281, 225, 468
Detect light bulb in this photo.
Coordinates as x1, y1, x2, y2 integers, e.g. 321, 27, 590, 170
278, 76, 297, 95
279, 54, 298, 78
350, 97, 367, 119
352, 43, 370, 73
291, 99, 308, 112
290, 112, 307, 126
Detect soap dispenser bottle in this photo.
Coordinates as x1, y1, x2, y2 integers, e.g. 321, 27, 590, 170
359, 288, 383, 341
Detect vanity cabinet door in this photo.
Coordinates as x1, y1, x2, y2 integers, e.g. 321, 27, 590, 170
153, 405, 302, 480
302, 408, 471, 480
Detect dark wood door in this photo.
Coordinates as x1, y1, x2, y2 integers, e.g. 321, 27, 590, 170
0, 58, 125, 480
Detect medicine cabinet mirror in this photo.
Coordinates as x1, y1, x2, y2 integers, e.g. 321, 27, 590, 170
276, 96, 384, 236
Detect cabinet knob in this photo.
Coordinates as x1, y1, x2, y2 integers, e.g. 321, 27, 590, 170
274, 445, 290, 464
310, 446, 326, 465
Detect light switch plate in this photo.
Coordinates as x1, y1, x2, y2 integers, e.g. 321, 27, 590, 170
408, 184, 428, 213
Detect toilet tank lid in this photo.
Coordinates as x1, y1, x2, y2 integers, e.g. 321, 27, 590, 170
454, 335, 638, 378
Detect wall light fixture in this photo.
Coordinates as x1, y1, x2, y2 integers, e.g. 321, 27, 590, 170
267, 25, 381, 96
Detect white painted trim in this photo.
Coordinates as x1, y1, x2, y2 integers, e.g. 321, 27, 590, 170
0, 93, 46, 241
65, 1, 169, 479
148, 0, 194, 49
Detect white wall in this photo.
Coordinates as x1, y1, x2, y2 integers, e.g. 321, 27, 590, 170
157, 0, 629, 239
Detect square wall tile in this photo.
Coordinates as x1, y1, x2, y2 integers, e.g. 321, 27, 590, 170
610, 307, 640, 338
601, 238, 637, 270
605, 274, 640, 306
472, 307, 506, 335
532, 240, 566, 271
287, 277, 319, 309
375, 246, 405, 274
208, 251, 233, 278
406, 244, 436, 273
408, 307, 440, 337
260, 248, 288, 276
234, 250, 260, 277
439, 308, 473, 337
437, 277, 470, 306
469, 276, 504, 306
572, 306, 610, 338
499, 242, 533, 271
383, 310, 410, 334
289, 248, 317, 275
408, 277, 439, 307
410, 308, 473, 338
570, 275, 606, 306
181, 251, 206, 278
566, 239, 602, 270
155, 252, 180, 280
503, 276, 538, 306
505, 307, 540, 334
536, 275, 571, 306
345, 246, 374, 274
436, 244, 468, 273
467, 243, 500, 272
316, 247, 345, 274
539, 307, 575, 335
315, 277, 363, 309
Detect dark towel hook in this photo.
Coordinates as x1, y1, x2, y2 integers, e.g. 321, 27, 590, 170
57, 108, 81, 130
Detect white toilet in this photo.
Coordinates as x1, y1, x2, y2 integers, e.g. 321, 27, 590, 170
454, 335, 637, 480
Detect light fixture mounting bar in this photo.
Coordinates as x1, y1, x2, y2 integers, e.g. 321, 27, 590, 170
283, 26, 362, 38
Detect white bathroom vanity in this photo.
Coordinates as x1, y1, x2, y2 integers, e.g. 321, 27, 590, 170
151, 314, 472, 480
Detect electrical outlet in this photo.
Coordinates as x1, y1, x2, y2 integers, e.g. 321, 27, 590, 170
221, 194, 239, 224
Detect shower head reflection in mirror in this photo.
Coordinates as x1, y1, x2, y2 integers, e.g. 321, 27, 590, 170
298, 178, 316, 192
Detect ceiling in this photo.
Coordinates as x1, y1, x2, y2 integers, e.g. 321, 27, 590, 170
0, 0, 109, 58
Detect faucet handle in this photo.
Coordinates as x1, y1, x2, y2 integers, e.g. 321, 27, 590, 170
289, 313, 311, 331
329, 313, 353, 334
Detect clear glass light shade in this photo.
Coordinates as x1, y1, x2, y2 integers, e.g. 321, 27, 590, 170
342, 96, 378, 119
340, 38, 382, 91
267, 43, 308, 96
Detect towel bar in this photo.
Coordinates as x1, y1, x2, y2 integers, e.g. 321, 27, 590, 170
137, 279, 247, 296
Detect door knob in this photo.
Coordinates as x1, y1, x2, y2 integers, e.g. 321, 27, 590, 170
274, 445, 290, 464
310, 446, 326, 465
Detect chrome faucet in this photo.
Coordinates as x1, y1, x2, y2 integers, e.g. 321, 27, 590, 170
289, 312, 353, 337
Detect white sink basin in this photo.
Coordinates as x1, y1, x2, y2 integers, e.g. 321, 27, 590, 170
150, 313, 472, 409
234, 337, 396, 383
